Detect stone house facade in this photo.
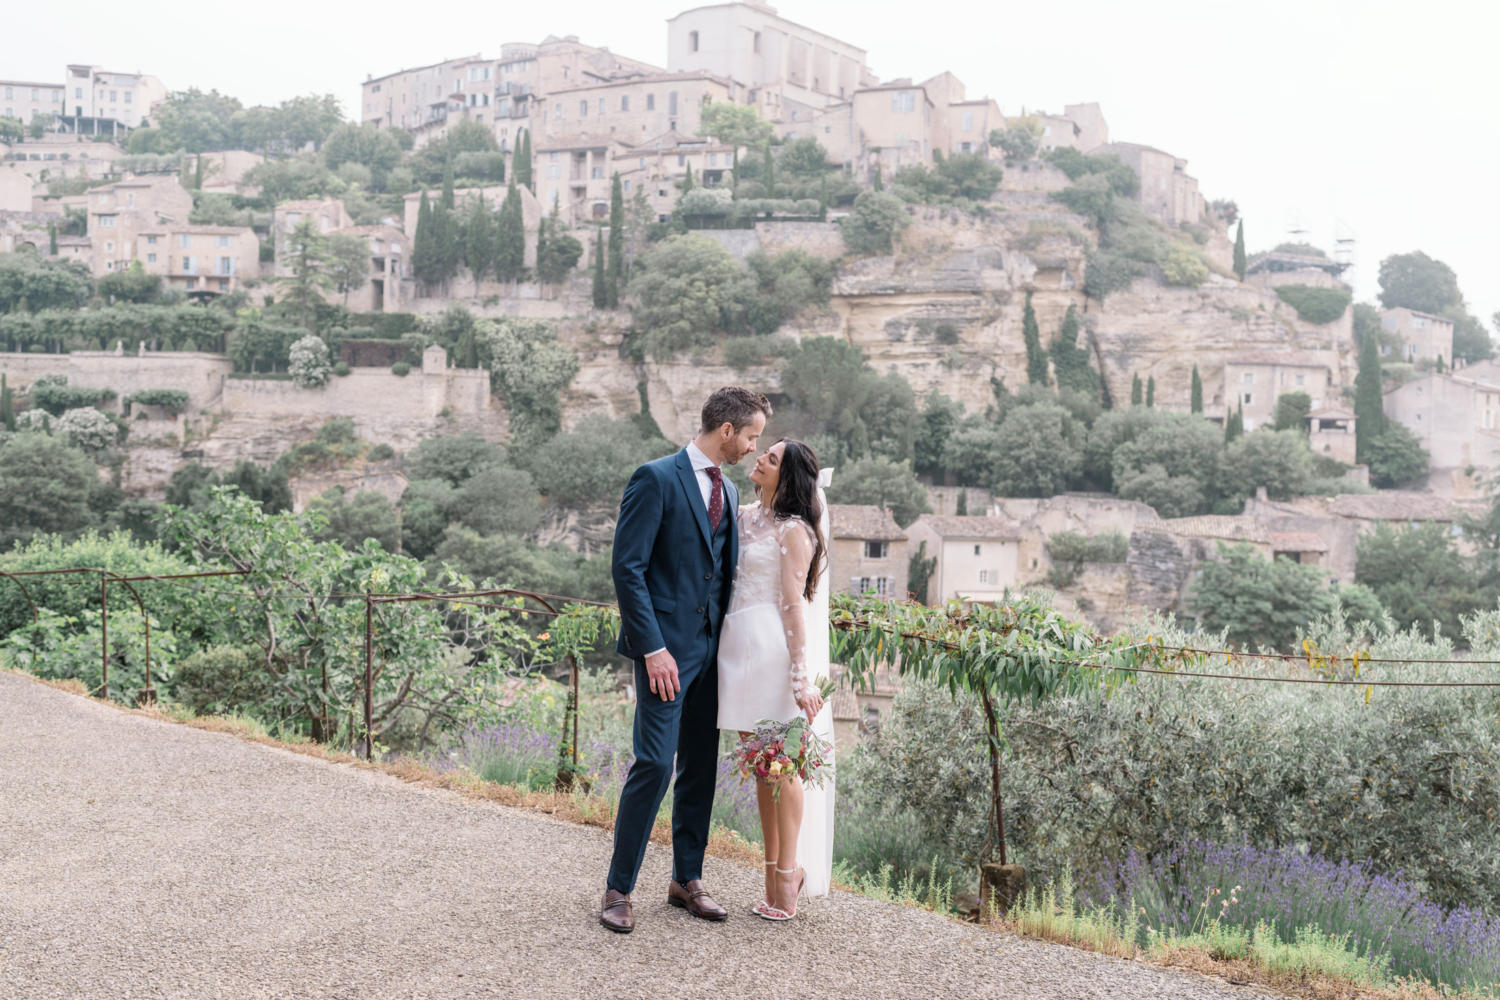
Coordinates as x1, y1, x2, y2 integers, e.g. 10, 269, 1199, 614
135, 224, 259, 295
1381, 307, 1453, 366
826, 504, 908, 599
327, 224, 409, 312
1223, 350, 1332, 432
86, 176, 194, 277
904, 515, 1022, 604
1094, 141, 1204, 226
67, 65, 168, 128
1384, 360, 1500, 484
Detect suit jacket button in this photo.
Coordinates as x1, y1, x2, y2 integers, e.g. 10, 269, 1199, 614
704, 573, 712, 580
697, 606, 705, 614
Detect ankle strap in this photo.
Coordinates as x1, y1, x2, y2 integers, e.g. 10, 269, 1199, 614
775, 866, 798, 874
764, 860, 777, 865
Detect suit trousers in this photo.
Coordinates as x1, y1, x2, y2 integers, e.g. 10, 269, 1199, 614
606, 627, 719, 895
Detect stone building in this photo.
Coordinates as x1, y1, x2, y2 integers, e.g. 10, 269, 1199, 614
540, 70, 732, 160
66, 66, 168, 129
326, 224, 409, 312
1381, 307, 1453, 367
615, 131, 739, 223
1093, 141, 1204, 226
1, 80, 65, 124
666, 0, 875, 111
826, 504, 908, 599
135, 223, 259, 296
1223, 350, 1333, 432
1384, 360, 1500, 489
904, 515, 1022, 604
85, 176, 194, 277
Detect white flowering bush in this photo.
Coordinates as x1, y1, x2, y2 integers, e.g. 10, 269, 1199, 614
55, 407, 118, 451
15, 409, 52, 433
288, 334, 332, 388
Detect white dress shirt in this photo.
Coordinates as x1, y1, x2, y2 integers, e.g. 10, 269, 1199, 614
647, 440, 722, 659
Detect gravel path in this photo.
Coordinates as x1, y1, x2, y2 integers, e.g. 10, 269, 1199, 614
0, 673, 1267, 999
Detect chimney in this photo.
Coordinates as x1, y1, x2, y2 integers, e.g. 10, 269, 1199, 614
1255, 486, 1268, 502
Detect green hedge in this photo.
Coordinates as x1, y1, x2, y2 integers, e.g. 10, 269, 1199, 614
0, 304, 234, 353
348, 312, 418, 340
1274, 284, 1352, 325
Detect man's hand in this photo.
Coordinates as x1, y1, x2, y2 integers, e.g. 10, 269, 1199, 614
645, 648, 680, 702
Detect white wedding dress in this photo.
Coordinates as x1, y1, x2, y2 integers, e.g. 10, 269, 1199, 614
716, 471, 836, 898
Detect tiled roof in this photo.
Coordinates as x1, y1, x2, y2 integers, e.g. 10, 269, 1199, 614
1224, 350, 1330, 368
1270, 531, 1329, 553
913, 515, 1022, 540
1327, 494, 1489, 522
828, 504, 906, 541
1144, 516, 1271, 544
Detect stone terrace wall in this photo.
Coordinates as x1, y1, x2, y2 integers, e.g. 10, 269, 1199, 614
755, 222, 845, 260
220, 367, 489, 424
0, 351, 233, 413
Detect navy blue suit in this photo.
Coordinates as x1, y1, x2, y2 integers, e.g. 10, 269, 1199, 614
607, 448, 738, 894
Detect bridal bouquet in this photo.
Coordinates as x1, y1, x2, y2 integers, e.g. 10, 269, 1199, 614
731, 677, 836, 800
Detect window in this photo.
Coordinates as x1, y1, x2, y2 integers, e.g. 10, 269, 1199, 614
1243, 393, 1253, 404
147, 253, 156, 263
182, 256, 196, 274
639, 157, 646, 168
1242, 372, 1254, 385
892, 91, 915, 112
546, 164, 561, 179
128, 194, 135, 208
580, 100, 588, 116
32, 89, 40, 102
709, 153, 717, 166
647, 94, 655, 111
123, 91, 130, 104
104, 242, 113, 253
689, 30, 699, 52
178, 234, 191, 248
109, 91, 117, 102
591, 166, 604, 179
1485, 410, 1495, 430
218, 256, 235, 275
621, 95, 629, 112
962, 111, 973, 131
147, 236, 157, 245
864, 541, 889, 559
677, 154, 685, 166
598, 98, 605, 114
623, 180, 631, 193
753, 32, 761, 53
98, 215, 116, 227
2, 88, 9, 99
554, 102, 562, 117
1295, 373, 1304, 386
960, 142, 973, 153
1043, 125, 1052, 136
216, 235, 232, 247
75, 88, 82, 99
979, 569, 990, 584
973, 545, 982, 556
791, 110, 798, 121
669, 91, 678, 115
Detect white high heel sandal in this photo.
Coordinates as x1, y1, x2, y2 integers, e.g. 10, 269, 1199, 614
752, 861, 778, 916
759, 865, 806, 921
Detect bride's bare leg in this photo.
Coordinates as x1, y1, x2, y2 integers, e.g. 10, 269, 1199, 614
774, 775, 805, 912
743, 731, 778, 905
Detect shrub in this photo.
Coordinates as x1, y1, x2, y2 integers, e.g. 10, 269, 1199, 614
1365, 422, 1429, 487
992, 126, 1039, 161
172, 645, 270, 716
824, 456, 932, 528
1159, 243, 1209, 287
54, 407, 119, 452
1050, 174, 1115, 227
1188, 541, 1337, 649
366, 443, 394, 461
481, 317, 579, 446
289, 334, 333, 388
1083, 249, 1144, 300
126, 388, 190, 413
1275, 284, 1352, 324
28, 375, 108, 416
406, 432, 504, 486
624, 234, 742, 357
1046, 530, 1128, 564
839, 191, 910, 255
390, 361, 411, 376
333, 361, 351, 377
524, 417, 674, 506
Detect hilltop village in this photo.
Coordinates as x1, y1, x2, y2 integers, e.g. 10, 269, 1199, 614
0, 1, 1494, 645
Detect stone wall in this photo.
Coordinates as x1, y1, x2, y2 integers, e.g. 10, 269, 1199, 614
0, 350, 234, 414
755, 221, 845, 260
698, 229, 762, 262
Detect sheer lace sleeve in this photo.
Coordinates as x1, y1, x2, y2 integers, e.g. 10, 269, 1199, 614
777, 518, 817, 703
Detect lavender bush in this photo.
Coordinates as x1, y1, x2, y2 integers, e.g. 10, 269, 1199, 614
1078, 841, 1500, 989
451, 720, 560, 791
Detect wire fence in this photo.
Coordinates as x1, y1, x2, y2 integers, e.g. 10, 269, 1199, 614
6, 569, 1500, 767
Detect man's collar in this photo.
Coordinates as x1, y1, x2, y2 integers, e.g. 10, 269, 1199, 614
686, 439, 719, 470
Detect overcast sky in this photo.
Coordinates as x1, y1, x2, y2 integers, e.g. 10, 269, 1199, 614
9, 0, 1496, 327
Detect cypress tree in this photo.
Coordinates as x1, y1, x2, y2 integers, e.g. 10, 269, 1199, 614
763, 140, 775, 196
462, 192, 497, 296
458, 325, 478, 368
818, 173, 828, 221
0, 374, 14, 432
1225, 403, 1244, 443
1190, 364, 1203, 414
1145, 375, 1155, 408
441, 160, 455, 210
731, 148, 739, 186
1233, 220, 1247, 281
872, 164, 884, 192
495, 180, 525, 286
591, 228, 607, 309
682, 163, 695, 195
956, 489, 968, 516
1049, 303, 1096, 396
435, 201, 461, 285
412, 190, 433, 283
194, 154, 204, 191
515, 129, 533, 191
1022, 290, 1048, 385
606, 172, 624, 308
1131, 373, 1143, 407
1354, 322, 1386, 463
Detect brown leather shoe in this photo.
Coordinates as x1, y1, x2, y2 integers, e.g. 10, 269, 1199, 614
667, 878, 728, 921
600, 888, 634, 933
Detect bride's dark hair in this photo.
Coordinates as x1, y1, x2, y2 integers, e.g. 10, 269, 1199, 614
765, 437, 827, 602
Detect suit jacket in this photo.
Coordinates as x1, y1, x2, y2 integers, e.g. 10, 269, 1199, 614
611, 448, 739, 661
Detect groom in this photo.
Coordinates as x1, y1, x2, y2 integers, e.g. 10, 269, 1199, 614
601, 386, 772, 933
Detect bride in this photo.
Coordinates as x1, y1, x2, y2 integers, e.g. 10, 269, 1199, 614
717, 438, 836, 921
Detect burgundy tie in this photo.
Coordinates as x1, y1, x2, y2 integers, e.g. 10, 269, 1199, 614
705, 467, 723, 532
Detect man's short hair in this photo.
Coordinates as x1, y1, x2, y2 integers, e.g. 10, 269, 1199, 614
701, 386, 772, 433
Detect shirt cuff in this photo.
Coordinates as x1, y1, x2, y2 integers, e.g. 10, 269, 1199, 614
645, 647, 667, 659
